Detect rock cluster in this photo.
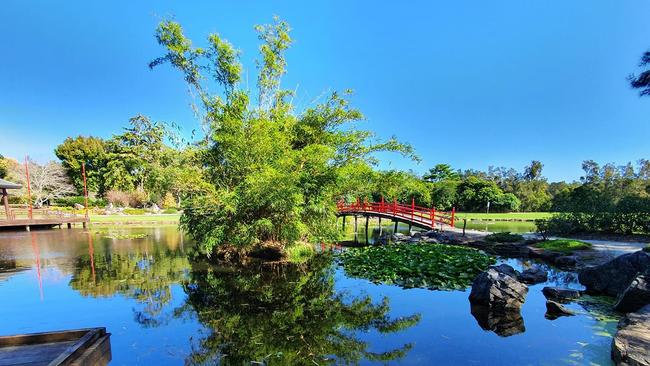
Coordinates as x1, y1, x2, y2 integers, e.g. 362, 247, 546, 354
614, 270, 650, 313
518, 266, 548, 284
579, 251, 650, 297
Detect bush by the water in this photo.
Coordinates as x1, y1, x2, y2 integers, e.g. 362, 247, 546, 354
338, 244, 496, 290
54, 196, 107, 208
534, 239, 591, 253
643, 245, 650, 253
539, 212, 650, 236
485, 232, 524, 243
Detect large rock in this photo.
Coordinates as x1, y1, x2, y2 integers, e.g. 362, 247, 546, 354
555, 255, 578, 268
469, 264, 528, 310
542, 287, 581, 303
612, 305, 650, 366
470, 304, 525, 337
518, 266, 548, 284
545, 300, 575, 319
614, 270, 650, 313
579, 251, 650, 297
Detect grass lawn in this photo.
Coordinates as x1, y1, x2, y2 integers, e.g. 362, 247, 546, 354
534, 239, 592, 253
90, 214, 181, 224
453, 212, 554, 221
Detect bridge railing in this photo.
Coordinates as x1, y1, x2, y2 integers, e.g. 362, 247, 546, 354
336, 199, 456, 229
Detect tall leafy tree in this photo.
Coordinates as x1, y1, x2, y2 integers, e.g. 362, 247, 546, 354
150, 18, 414, 257
54, 136, 108, 194
629, 50, 650, 96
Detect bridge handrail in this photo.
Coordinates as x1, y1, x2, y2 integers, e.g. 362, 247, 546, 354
336, 199, 456, 229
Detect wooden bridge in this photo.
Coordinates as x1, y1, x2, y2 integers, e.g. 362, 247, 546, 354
336, 198, 455, 234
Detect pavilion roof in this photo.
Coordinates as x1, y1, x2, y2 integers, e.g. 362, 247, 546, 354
0, 178, 22, 190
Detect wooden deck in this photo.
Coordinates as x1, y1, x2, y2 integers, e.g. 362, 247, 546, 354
0, 217, 88, 230
0, 328, 111, 366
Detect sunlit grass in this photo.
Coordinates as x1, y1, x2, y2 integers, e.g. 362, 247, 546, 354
535, 239, 592, 253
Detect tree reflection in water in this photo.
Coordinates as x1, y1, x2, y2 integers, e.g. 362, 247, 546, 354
180, 255, 421, 366
69, 238, 191, 327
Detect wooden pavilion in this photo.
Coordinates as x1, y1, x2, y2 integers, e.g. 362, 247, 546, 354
0, 178, 22, 220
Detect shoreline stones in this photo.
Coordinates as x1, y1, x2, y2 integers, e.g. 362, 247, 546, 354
579, 250, 650, 297
611, 305, 650, 366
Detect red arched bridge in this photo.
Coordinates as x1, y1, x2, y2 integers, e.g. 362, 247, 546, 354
336, 198, 456, 231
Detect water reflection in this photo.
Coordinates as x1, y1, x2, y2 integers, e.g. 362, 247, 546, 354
470, 305, 525, 337
178, 256, 421, 365
69, 231, 191, 326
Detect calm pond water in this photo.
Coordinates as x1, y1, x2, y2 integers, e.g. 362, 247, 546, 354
0, 227, 617, 365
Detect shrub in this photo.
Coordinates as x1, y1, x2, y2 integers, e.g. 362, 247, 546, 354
534, 239, 592, 253
485, 232, 524, 243
123, 208, 146, 215
163, 207, 178, 214
286, 242, 315, 264
54, 196, 107, 208
106, 190, 131, 207
643, 245, 650, 253
129, 189, 148, 208
543, 212, 650, 235
161, 192, 177, 209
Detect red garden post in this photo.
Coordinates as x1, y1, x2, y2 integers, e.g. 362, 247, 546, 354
381, 196, 385, 212
24, 156, 33, 219
393, 198, 397, 214
451, 207, 456, 227
82, 162, 89, 219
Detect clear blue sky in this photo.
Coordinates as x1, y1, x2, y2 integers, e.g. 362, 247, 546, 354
1, 1, 649, 182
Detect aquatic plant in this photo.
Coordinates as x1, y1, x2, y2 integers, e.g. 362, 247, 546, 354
338, 244, 496, 290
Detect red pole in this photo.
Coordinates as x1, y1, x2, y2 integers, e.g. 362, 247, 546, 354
82, 162, 89, 219
451, 207, 456, 227
411, 197, 415, 220
381, 196, 385, 212
431, 206, 435, 229
24, 156, 33, 219
393, 198, 397, 215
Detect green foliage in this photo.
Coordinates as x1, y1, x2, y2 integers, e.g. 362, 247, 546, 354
423, 164, 458, 182
534, 239, 592, 253
0, 154, 8, 179
285, 242, 315, 264
430, 180, 458, 210
180, 255, 420, 365
643, 245, 650, 253
339, 244, 496, 290
485, 232, 525, 243
153, 18, 413, 258
123, 208, 146, 215
54, 136, 108, 194
456, 176, 520, 212
54, 196, 107, 208
162, 207, 178, 214
542, 212, 650, 235
629, 50, 650, 96
372, 170, 431, 206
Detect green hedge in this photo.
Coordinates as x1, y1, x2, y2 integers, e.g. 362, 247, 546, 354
538, 212, 650, 235
54, 196, 107, 208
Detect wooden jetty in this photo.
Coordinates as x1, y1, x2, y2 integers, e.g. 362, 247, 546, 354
0, 328, 111, 366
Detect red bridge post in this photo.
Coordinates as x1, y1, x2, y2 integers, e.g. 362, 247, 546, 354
381, 196, 385, 212
411, 197, 415, 221
431, 206, 435, 229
